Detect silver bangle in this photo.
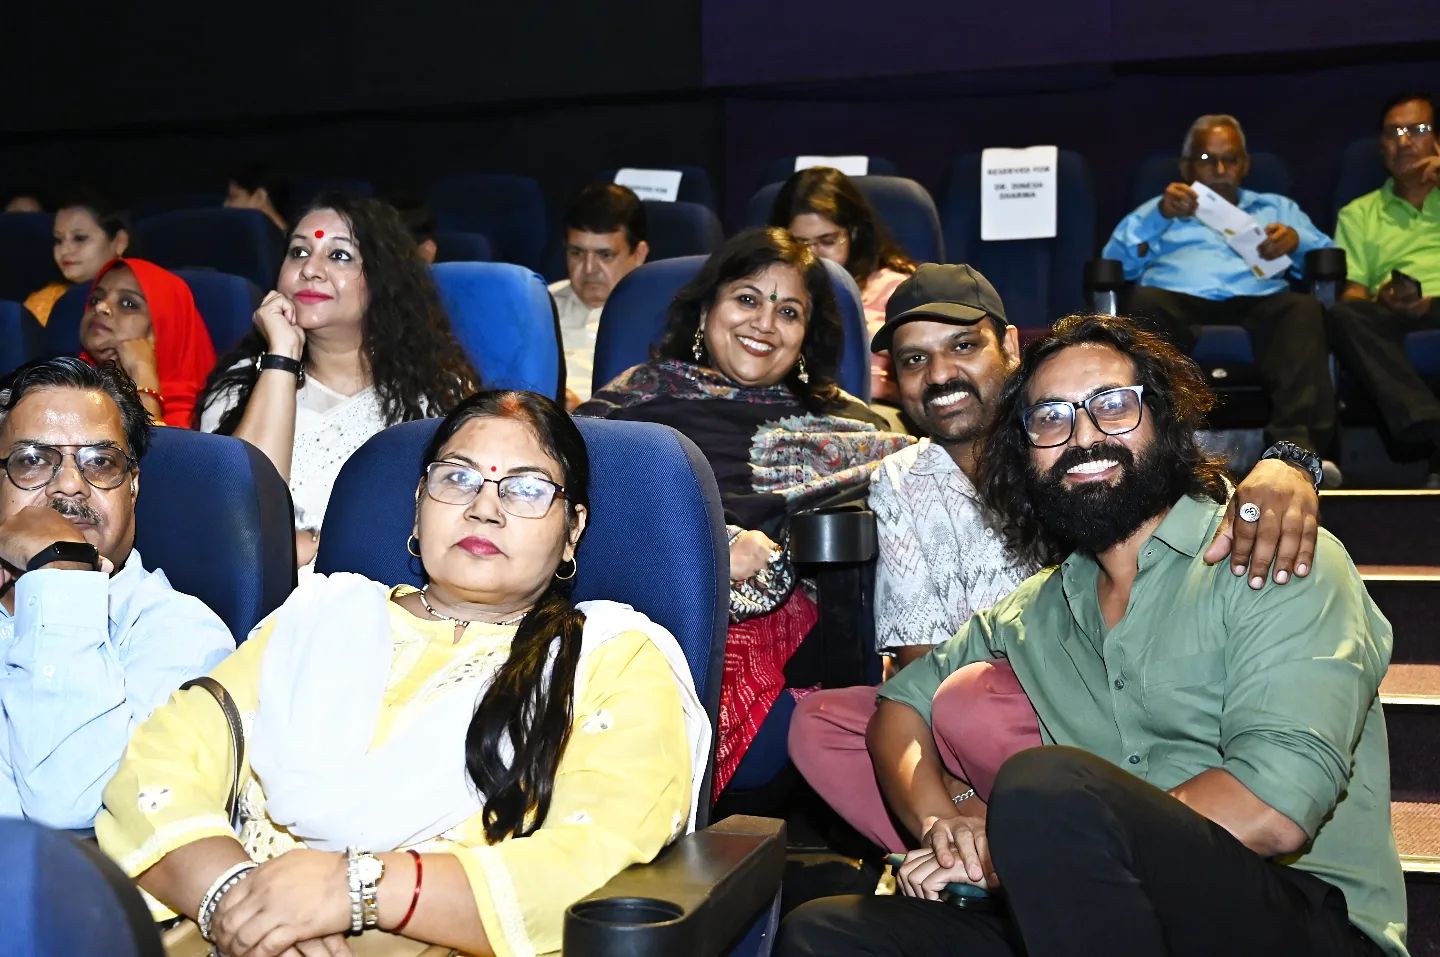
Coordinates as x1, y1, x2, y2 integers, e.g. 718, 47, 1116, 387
951, 788, 977, 808
198, 861, 257, 942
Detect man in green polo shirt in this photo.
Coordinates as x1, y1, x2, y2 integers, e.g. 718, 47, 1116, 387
778, 313, 1405, 957
1329, 91, 1440, 486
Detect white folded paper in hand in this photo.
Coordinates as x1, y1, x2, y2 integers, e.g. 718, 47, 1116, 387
1190, 182, 1291, 279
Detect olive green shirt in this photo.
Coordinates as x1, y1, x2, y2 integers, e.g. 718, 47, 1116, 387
880, 494, 1407, 955
1335, 178, 1440, 294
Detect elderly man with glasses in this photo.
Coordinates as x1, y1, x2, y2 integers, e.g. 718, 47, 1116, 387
0, 357, 232, 831
1329, 91, 1440, 487
1102, 113, 1340, 484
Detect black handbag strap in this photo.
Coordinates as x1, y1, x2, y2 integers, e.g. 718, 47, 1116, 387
179, 676, 244, 829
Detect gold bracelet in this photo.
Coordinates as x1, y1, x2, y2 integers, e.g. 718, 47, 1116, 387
135, 386, 166, 410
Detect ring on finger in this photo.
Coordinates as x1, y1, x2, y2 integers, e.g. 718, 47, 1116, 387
1238, 502, 1261, 523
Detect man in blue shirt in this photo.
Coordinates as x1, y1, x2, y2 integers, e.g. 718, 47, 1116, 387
0, 357, 233, 830
1102, 114, 1338, 472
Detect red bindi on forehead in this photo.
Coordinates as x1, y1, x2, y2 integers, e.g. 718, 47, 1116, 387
314, 230, 325, 238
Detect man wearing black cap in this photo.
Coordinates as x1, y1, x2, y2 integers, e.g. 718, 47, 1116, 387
788, 264, 1325, 857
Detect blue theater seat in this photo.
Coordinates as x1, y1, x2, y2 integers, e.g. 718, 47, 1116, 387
747, 175, 945, 265
597, 165, 717, 209
643, 200, 724, 261
130, 192, 223, 221
759, 155, 897, 189
37, 283, 87, 359
0, 212, 58, 303
938, 149, 1097, 329
289, 176, 375, 215
434, 231, 493, 263
427, 174, 548, 270
430, 261, 560, 398
0, 818, 163, 956
133, 208, 282, 291
317, 414, 783, 956
135, 428, 296, 642
0, 301, 43, 376
590, 255, 871, 402
1331, 136, 1387, 228
1130, 151, 1294, 209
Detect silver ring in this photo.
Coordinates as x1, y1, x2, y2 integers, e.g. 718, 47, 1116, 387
1238, 502, 1261, 523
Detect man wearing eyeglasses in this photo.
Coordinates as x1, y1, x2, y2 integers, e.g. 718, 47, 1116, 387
1101, 113, 1339, 484
1329, 92, 1440, 487
0, 357, 232, 831
780, 313, 1403, 957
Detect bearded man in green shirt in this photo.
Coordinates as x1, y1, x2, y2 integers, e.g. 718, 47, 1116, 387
778, 313, 1406, 957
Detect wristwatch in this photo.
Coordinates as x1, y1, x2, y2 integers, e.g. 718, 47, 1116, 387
26, 540, 100, 572
1260, 441, 1323, 490
258, 353, 305, 385
346, 847, 385, 932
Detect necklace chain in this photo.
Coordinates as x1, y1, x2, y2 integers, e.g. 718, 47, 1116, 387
418, 588, 528, 626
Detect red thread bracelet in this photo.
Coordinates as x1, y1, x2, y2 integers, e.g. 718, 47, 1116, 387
393, 849, 423, 933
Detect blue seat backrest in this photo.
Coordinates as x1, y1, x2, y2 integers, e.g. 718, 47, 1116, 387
0, 818, 163, 956
938, 150, 1097, 330
1191, 325, 1255, 365
589, 255, 871, 402
289, 177, 375, 217
0, 212, 58, 303
134, 428, 297, 642
427, 174, 548, 270
643, 200, 724, 261
133, 208, 282, 291
1130, 151, 1293, 210
174, 270, 264, 354
40, 283, 88, 358
597, 166, 717, 209
1406, 329, 1440, 378
0, 301, 44, 376
430, 261, 560, 398
315, 415, 728, 818
1331, 136, 1386, 228
131, 192, 223, 221
435, 231, 493, 264
746, 175, 945, 265
759, 156, 897, 190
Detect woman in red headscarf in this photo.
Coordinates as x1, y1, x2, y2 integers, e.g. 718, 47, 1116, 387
79, 259, 217, 428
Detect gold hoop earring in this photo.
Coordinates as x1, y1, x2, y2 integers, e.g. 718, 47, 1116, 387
555, 557, 577, 581
795, 355, 810, 384
691, 327, 705, 362
406, 534, 421, 558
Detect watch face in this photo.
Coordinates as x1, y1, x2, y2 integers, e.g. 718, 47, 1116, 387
357, 855, 385, 884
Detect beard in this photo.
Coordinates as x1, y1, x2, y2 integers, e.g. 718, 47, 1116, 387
1025, 440, 1184, 555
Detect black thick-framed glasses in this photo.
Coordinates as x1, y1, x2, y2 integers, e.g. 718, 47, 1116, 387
1020, 385, 1146, 449
423, 461, 566, 519
2, 443, 136, 491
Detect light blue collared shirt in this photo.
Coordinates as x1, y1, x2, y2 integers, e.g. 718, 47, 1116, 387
1102, 189, 1335, 301
0, 547, 233, 829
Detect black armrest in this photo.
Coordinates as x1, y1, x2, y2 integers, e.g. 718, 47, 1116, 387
790, 504, 877, 564
564, 815, 787, 957
1083, 257, 1126, 294
1304, 247, 1346, 282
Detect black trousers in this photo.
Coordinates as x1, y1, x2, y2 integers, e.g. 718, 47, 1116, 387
1125, 286, 1336, 453
1327, 297, 1440, 445
777, 748, 1384, 957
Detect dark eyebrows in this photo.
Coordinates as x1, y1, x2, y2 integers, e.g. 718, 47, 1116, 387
1028, 381, 1130, 405
7, 439, 126, 452
435, 453, 556, 480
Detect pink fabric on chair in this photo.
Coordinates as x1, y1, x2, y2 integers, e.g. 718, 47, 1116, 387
788, 660, 1041, 851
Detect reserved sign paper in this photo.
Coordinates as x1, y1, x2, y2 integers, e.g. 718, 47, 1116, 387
614, 168, 684, 202
980, 146, 1059, 241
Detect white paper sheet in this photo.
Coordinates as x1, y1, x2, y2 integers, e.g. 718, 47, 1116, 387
1191, 182, 1291, 279
793, 155, 870, 177
614, 168, 684, 202
980, 146, 1059, 241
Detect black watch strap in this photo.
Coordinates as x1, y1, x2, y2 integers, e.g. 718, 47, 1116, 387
27, 540, 101, 572
1260, 441, 1323, 490
259, 353, 304, 383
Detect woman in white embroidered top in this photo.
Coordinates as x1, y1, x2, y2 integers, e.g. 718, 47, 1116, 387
100, 391, 707, 957
195, 193, 479, 567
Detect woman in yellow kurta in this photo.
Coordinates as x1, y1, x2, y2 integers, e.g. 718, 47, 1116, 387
98, 390, 709, 957
24, 194, 130, 325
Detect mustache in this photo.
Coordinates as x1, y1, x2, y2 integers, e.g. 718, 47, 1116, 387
923, 377, 980, 405
1045, 442, 1135, 481
49, 497, 102, 525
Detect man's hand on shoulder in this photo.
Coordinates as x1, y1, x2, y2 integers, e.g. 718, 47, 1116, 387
1204, 458, 1319, 589
1159, 182, 1199, 219
0, 505, 94, 575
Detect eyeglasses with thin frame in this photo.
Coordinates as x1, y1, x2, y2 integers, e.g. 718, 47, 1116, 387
1020, 385, 1147, 449
423, 461, 566, 519
1382, 123, 1435, 141
794, 231, 849, 253
2, 443, 136, 491
1187, 151, 1246, 170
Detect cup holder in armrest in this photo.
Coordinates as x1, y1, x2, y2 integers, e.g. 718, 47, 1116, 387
568, 897, 685, 927
791, 505, 877, 564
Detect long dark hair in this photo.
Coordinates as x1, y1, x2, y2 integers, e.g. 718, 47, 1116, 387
194, 192, 479, 430
653, 226, 849, 413
979, 313, 1230, 568
767, 166, 917, 282
420, 390, 590, 842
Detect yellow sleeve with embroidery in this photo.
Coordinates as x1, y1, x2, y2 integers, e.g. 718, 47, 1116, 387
456, 629, 692, 957
96, 621, 276, 881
